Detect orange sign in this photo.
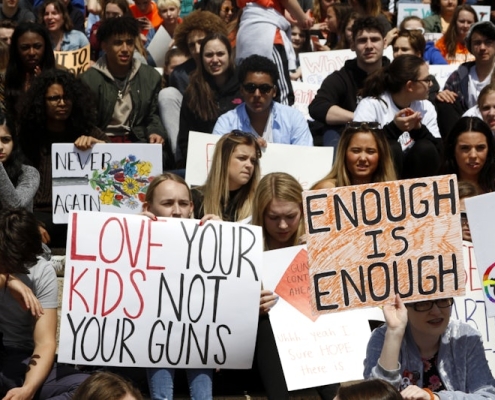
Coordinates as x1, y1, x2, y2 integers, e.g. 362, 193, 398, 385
303, 175, 465, 313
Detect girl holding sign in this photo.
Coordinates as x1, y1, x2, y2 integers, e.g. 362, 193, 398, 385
252, 172, 338, 400
192, 131, 261, 222
364, 294, 495, 399
353, 54, 442, 179
142, 172, 220, 400
312, 122, 396, 190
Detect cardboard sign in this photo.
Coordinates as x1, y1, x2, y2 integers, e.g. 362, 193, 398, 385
58, 211, 263, 368
397, 4, 491, 27
303, 175, 465, 314
54, 44, 91, 76
452, 241, 495, 370
292, 81, 320, 121
185, 132, 333, 189
429, 64, 458, 91
299, 49, 355, 86
465, 192, 495, 317
147, 25, 172, 68
52, 143, 163, 224
263, 246, 375, 390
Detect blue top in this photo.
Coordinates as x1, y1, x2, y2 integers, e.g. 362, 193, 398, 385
425, 41, 448, 65
56, 30, 89, 51
364, 320, 495, 400
213, 102, 313, 146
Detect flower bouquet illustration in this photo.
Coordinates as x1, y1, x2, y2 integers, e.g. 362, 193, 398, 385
88, 155, 153, 209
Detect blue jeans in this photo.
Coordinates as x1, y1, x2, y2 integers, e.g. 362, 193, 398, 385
147, 368, 213, 400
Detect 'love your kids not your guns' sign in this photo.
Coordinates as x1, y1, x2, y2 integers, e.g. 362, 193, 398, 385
51, 143, 163, 224
303, 174, 465, 313
58, 211, 263, 368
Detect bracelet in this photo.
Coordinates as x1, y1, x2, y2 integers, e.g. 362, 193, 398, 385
424, 388, 435, 400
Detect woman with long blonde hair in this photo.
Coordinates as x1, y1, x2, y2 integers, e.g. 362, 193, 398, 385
192, 131, 261, 221
313, 122, 397, 189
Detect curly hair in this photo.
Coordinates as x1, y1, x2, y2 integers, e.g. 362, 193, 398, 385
0, 208, 42, 274
97, 15, 139, 42
18, 69, 98, 168
352, 16, 385, 41
238, 54, 279, 85
39, 0, 74, 32
173, 10, 227, 57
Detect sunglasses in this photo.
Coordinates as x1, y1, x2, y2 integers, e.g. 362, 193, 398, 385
346, 121, 381, 131
242, 83, 275, 94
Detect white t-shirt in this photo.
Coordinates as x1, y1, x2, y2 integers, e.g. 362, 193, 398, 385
354, 91, 441, 151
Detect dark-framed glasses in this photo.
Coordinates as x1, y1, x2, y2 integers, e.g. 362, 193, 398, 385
242, 83, 275, 94
413, 77, 433, 85
406, 298, 454, 312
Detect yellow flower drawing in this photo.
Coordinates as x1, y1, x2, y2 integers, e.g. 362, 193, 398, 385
122, 177, 140, 195
136, 161, 152, 176
100, 189, 114, 205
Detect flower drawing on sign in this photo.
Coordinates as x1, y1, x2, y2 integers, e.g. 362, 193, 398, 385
89, 155, 153, 209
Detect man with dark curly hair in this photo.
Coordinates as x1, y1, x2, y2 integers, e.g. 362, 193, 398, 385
80, 16, 167, 150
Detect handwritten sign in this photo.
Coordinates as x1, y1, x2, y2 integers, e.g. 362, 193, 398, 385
51, 143, 162, 224
300, 47, 394, 87
292, 81, 320, 120
303, 175, 465, 314
452, 241, 495, 370
465, 192, 495, 317
429, 64, 458, 91
58, 211, 263, 368
185, 132, 333, 189
397, 4, 491, 27
54, 44, 91, 76
263, 246, 374, 390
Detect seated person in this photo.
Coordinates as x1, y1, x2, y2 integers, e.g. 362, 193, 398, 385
80, 17, 169, 164
0, 208, 89, 399
364, 293, 495, 399
213, 54, 313, 146
308, 16, 389, 148
436, 21, 495, 137
0, 0, 35, 24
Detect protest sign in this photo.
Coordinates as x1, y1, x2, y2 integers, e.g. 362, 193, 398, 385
292, 81, 320, 120
147, 25, 172, 68
263, 245, 375, 390
397, 4, 490, 26
54, 44, 91, 76
303, 175, 465, 313
465, 192, 495, 317
452, 241, 495, 370
429, 64, 458, 91
52, 143, 162, 224
185, 132, 333, 189
299, 49, 355, 86
58, 211, 263, 368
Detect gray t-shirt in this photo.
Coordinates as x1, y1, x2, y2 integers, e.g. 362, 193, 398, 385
0, 258, 58, 351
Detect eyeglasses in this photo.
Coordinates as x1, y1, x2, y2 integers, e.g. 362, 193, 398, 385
221, 5, 234, 12
45, 95, 71, 104
413, 77, 433, 85
346, 121, 381, 131
242, 83, 275, 94
406, 298, 454, 312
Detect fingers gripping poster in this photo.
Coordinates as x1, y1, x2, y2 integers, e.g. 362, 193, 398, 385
58, 211, 263, 368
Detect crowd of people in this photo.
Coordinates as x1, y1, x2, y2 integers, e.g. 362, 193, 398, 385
0, 0, 495, 398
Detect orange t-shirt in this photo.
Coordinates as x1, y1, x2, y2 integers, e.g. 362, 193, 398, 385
435, 36, 475, 65
130, 2, 163, 34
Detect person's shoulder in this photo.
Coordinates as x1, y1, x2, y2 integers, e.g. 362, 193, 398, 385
21, 164, 40, 179
28, 257, 57, 285
312, 179, 337, 190
446, 319, 483, 339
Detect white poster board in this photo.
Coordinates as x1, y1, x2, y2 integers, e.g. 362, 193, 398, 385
147, 25, 172, 68
452, 241, 495, 371
58, 211, 263, 368
429, 64, 458, 91
299, 49, 355, 86
397, 4, 491, 27
465, 192, 495, 317
52, 143, 163, 224
263, 246, 374, 390
185, 132, 333, 189
292, 81, 320, 121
